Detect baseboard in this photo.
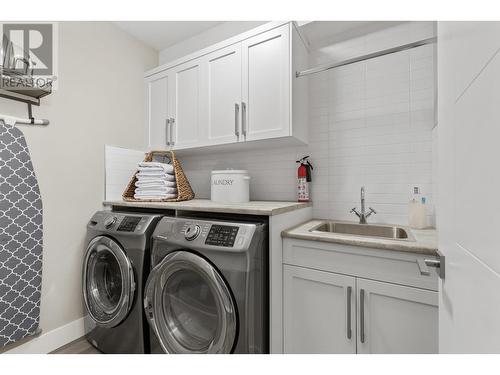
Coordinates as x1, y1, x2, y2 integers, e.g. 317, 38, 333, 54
4, 317, 85, 354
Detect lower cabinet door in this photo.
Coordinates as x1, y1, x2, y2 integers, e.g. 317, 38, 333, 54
357, 278, 438, 354
283, 265, 356, 354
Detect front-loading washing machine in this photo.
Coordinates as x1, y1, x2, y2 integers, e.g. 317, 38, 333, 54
82, 211, 162, 353
144, 216, 268, 354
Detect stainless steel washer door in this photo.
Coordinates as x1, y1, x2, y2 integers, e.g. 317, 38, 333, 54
145, 251, 237, 354
83, 236, 135, 328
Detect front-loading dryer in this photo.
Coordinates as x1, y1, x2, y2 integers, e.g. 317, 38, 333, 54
144, 216, 268, 354
82, 211, 162, 353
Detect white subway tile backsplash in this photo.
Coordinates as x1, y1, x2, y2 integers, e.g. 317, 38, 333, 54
105, 145, 145, 201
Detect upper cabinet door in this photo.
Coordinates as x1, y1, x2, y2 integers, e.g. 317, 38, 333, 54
241, 24, 291, 142
356, 278, 438, 354
170, 58, 205, 149
146, 71, 170, 149
205, 44, 242, 145
283, 265, 356, 354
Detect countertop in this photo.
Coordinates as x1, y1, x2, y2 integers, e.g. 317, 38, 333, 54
103, 199, 312, 216
282, 219, 438, 255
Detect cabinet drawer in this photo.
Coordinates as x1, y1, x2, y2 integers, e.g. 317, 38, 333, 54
283, 238, 438, 291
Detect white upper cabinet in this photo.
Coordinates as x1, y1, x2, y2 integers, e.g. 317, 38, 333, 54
241, 24, 291, 141
145, 22, 308, 152
205, 44, 242, 145
145, 71, 170, 149
170, 58, 204, 149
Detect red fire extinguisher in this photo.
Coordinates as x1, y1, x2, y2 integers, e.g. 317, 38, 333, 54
296, 156, 313, 202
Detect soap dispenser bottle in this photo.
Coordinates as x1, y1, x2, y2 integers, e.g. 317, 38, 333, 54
408, 187, 427, 229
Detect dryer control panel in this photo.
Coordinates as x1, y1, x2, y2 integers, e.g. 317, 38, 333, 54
154, 217, 266, 253
205, 225, 239, 247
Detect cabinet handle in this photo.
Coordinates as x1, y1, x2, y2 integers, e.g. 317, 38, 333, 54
165, 118, 170, 146
417, 258, 430, 275
170, 118, 176, 146
241, 102, 247, 137
417, 251, 445, 279
346, 286, 352, 340
234, 103, 240, 137
360, 288, 365, 343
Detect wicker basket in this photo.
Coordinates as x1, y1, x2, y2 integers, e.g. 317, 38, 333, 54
122, 150, 195, 202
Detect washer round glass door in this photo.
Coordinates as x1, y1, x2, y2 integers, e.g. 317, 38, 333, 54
145, 251, 237, 354
83, 236, 135, 328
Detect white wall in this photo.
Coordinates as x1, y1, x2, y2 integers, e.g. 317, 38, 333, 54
0, 22, 157, 352
159, 21, 267, 64
178, 22, 436, 226
438, 21, 500, 353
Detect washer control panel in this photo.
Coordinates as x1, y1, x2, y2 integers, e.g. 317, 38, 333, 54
205, 225, 239, 247
88, 211, 158, 234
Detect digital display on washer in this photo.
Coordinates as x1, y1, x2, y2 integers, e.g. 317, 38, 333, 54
205, 225, 239, 247
117, 216, 141, 232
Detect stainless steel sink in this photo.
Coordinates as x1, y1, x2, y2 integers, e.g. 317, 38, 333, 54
309, 221, 415, 241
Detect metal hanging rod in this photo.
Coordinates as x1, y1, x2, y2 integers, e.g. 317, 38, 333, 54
0, 103, 49, 126
296, 36, 437, 78
0, 115, 49, 126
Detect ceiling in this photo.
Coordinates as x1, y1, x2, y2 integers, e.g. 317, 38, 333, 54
300, 21, 405, 47
114, 21, 408, 53
114, 21, 224, 51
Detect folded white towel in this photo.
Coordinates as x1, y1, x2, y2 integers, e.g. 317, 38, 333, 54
137, 169, 175, 177
133, 193, 177, 200
136, 187, 177, 194
138, 161, 174, 174
135, 180, 176, 188
137, 174, 175, 182
135, 187, 177, 195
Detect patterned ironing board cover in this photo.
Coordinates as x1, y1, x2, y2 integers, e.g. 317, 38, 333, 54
0, 123, 43, 348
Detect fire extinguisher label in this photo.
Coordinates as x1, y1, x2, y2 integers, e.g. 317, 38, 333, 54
298, 177, 310, 202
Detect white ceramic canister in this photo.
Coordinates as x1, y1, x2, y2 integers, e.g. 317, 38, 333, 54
211, 170, 250, 203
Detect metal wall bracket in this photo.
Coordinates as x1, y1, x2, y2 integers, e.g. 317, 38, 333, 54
433, 250, 445, 280
0, 70, 52, 106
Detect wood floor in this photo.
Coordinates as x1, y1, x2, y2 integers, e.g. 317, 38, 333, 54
51, 337, 101, 354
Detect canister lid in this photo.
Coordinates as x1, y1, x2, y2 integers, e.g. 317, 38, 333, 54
211, 169, 249, 175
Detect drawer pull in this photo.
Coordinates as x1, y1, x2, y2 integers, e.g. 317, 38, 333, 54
169, 118, 176, 146
165, 118, 170, 146
241, 102, 247, 137
234, 103, 240, 137
360, 288, 365, 343
346, 286, 352, 339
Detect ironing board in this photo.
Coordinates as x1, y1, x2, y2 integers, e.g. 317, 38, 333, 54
0, 122, 43, 348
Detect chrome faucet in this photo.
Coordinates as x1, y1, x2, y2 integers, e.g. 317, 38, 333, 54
350, 186, 376, 224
